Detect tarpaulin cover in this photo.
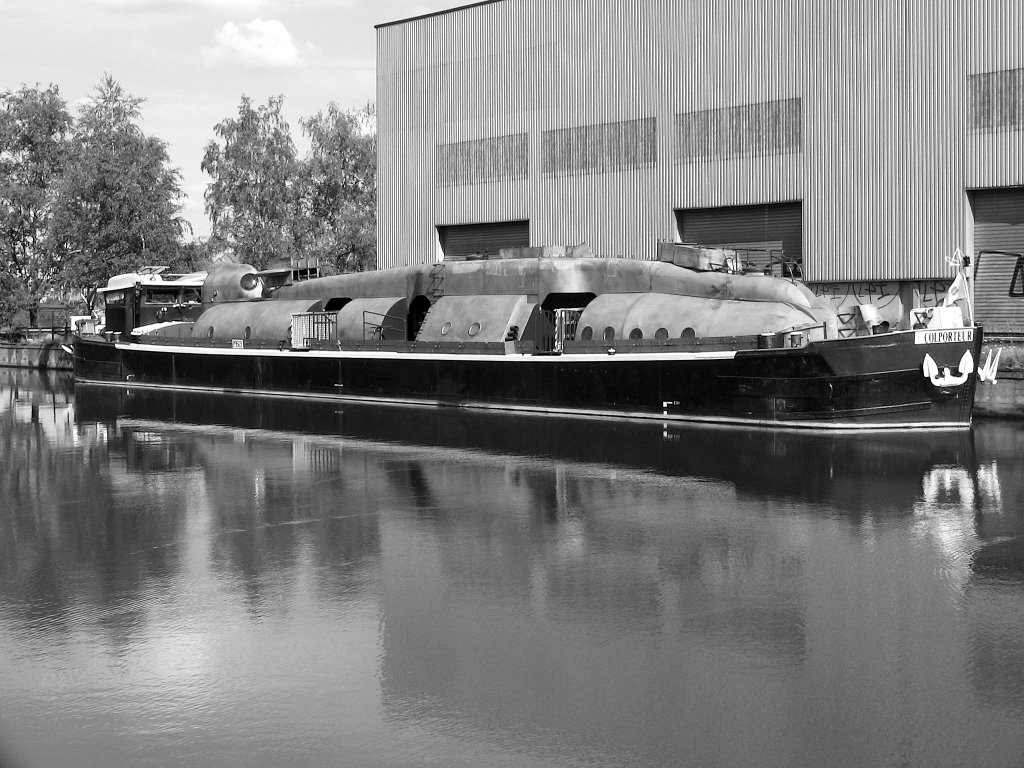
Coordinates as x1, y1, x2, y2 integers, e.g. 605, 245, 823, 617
336, 297, 407, 340
576, 292, 819, 341
192, 299, 324, 341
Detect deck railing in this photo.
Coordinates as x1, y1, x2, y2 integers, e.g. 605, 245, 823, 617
290, 311, 337, 348
362, 310, 406, 341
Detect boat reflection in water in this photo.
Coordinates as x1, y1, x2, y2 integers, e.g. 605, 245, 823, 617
73, 383, 977, 513
1, 372, 1022, 768
959, 423, 1024, 729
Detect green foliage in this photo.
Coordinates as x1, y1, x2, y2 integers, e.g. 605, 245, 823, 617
52, 76, 189, 310
203, 95, 377, 273
0, 271, 30, 329
202, 95, 300, 270
178, 239, 213, 272
297, 102, 377, 272
2, 80, 378, 330
0, 83, 73, 325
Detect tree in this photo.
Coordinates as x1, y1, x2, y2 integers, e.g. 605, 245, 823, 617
0, 84, 72, 326
0, 271, 30, 331
202, 95, 299, 270
297, 102, 377, 272
52, 76, 189, 311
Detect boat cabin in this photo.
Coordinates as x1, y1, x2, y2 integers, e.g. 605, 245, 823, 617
99, 267, 206, 337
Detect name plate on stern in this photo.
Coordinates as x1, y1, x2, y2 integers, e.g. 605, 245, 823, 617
914, 329, 974, 345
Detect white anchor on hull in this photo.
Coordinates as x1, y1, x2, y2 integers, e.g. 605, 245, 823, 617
922, 350, 974, 387
976, 348, 1002, 384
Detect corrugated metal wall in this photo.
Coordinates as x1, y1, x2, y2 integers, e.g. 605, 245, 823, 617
972, 188, 1024, 333
438, 220, 530, 259
964, 0, 1024, 192
677, 202, 803, 276
974, 252, 1024, 333
377, 0, 1024, 282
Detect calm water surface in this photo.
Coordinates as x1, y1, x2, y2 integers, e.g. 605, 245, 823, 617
2, 370, 1023, 768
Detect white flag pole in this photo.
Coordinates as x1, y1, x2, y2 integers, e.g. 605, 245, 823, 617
948, 247, 973, 323
962, 249, 974, 324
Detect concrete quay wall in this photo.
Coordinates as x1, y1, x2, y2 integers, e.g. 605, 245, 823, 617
0, 341, 73, 371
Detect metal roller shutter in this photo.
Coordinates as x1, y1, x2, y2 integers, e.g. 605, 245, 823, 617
971, 188, 1024, 335
438, 220, 530, 260
675, 202, 802, 277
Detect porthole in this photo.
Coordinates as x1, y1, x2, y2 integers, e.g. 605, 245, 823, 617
681, 327, 696, 342
441, 321, 452, 336
208, 326, 215, 339
603, 326, 615, 342
655, 327, 669, 340
580, 326, 593, 341
468, 321, 481, 337
629, 328, 643, 340
244, 326, 251, 340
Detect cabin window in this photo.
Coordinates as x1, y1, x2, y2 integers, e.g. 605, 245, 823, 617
468, 322, 481, 337
681, 327, 696, 341
603, 326, 615, 341
629, 328, 643, 340
145, 288, 178, 304
655, 328, 669, 340
244, 326, 251, 340
183, 288, 201, 304
105, 291, 125, 306
208, 327, 215, 339
580, 326, 593, 341
441, 321, 452, 336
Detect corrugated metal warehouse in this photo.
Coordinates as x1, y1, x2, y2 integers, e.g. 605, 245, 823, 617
376, 0, 1024, 331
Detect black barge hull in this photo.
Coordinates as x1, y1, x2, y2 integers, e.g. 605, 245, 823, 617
73, 329, 983, 430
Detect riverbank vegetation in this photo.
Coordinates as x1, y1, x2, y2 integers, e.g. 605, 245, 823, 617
0, 77, 376, 328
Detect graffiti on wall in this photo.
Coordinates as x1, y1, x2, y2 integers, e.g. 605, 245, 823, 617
810, 280, 954, 337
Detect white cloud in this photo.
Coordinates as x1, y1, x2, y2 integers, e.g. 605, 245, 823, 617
87, 0, 270, 8
203, 19, 313, 70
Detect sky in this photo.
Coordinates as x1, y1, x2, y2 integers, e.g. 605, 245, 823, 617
0, 0, 460, 239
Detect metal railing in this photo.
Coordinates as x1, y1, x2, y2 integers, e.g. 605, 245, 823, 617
532, 308, 583, 353
290, 311, 337, 348
362, 310, 406, 341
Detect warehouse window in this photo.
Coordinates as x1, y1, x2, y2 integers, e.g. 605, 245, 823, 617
969, 69, 1024, 133
675, 98, 802, 162
542, 118, 656, 176
435, 133, 528, 187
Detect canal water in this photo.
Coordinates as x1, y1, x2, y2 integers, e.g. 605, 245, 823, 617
2, 370, 1023, 768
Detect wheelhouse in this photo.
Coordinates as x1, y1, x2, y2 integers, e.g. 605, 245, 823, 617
99, 267, 206, 336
